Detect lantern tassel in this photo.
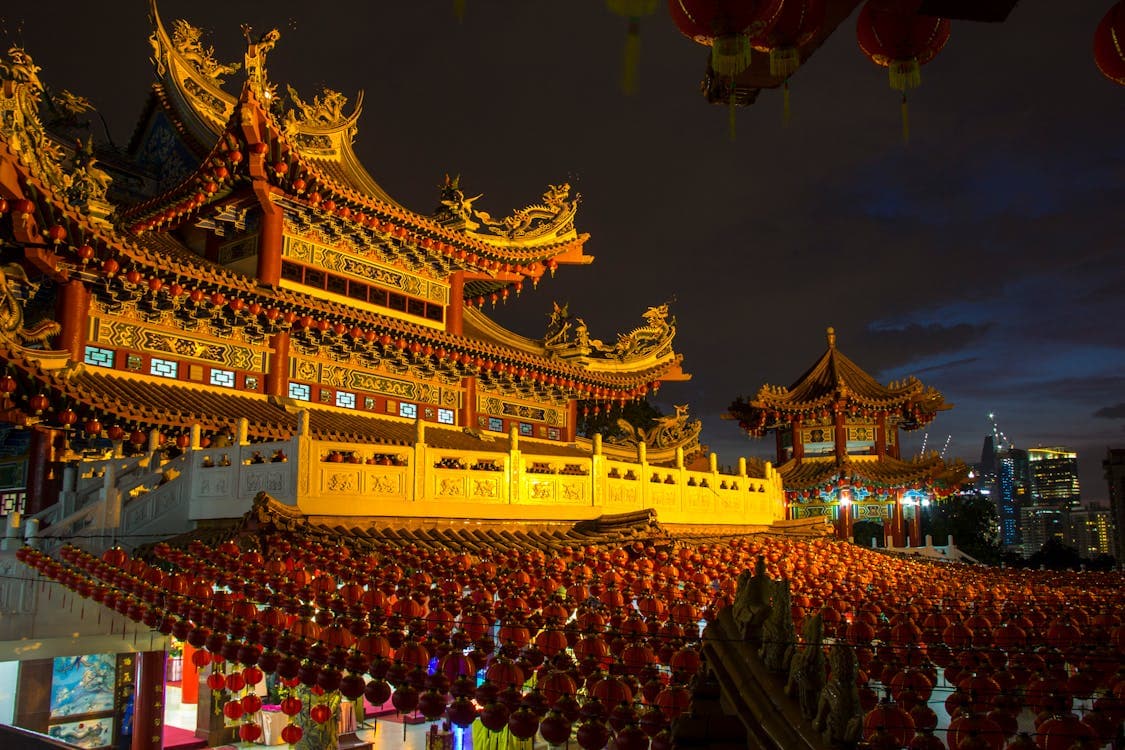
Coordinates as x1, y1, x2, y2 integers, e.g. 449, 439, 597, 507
770, 47, 801, 79
712, 34, 752, 78
621, 18, 642, 95
728, 87, 737, 142
901, 93, 910, 145
783, 80, 791, 126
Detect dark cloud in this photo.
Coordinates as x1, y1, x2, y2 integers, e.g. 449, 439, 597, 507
1094, 404, 1125, 420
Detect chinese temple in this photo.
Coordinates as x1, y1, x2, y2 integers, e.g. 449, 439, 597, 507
726, 327, 968, 543
0, 0, 794, 553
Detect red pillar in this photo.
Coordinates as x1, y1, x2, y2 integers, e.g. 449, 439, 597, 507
56, 280, 90, 363
838, 501, 851, 540
875, 412, 887, 457
791, 419, 804, 461
891, 493, 906, 548
25, 426, 60, 515
834, 407, 847, 462
132, 650, 166, 750
566, 399, 578, 442
447, 272, 465, 336
181, 643, 199, 704
909, 502, 922, 547
265, 331, 290, 397
460, 377, 476, 429
255, 193, 284, 287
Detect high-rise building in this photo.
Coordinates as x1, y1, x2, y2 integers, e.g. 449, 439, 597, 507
1067, 504, 1115, 559
1103, 448, 1125, 561
1028, 447, 1081, 509
994, 447, 1030, 551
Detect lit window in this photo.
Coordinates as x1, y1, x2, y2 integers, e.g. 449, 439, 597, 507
150, 358, 178, 378
336, 391, 356, 409
437, 408, 455, 425
519, 423, 533, 437
210, 369, 235, 387
289, 383, 311, 401
84, 346, 114, 368
399, 402, 417, 419
488, 417, 503, 432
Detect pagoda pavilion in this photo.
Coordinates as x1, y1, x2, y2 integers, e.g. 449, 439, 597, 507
726, 328, 967, 543
0, 1, 788, 552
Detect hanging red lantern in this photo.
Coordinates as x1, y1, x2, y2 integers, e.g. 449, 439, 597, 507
669, 0, 785, 77
855, 2, 950, 92
280, 725, 302, 745
750, 0, 824, 78
1094, 1, 1125, 86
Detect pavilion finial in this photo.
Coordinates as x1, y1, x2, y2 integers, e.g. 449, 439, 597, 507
826, 327, 836, 348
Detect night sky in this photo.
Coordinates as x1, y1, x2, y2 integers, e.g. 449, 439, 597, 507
7, 2, 1124, 500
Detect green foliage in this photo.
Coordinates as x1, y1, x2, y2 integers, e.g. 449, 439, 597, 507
577, 398, 662, 440
294, 685, 341, 750
923, 490, 1001, 565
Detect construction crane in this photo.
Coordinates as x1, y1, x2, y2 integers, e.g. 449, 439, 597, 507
988, 412, 1014, 449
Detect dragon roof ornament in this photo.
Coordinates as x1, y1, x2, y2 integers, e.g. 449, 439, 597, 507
0, 47, 113, 221
544, 301, 677, 365
436, 175, 580, 246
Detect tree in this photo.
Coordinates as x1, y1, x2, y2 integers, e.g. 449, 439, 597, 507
576, 398, 662, 441
923, 490, 1001, 565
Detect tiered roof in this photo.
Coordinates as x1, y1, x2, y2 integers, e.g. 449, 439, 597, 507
728, 327, 950, 437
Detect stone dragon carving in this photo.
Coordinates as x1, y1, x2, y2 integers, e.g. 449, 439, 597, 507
544, 301, 677, 363
786, 612, 826, 721
609, 404, 703, 451
814, 642, 863, 747
0, 47, 65, 186
435, 175, 579, 241
731, 557, 773, 647
759, 577, 796, 674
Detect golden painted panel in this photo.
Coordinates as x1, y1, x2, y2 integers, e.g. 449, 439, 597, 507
92, 317, 264, 371
283, 235, 449, 303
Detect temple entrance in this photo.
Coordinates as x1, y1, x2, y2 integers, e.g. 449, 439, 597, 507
851, 519, 885, 548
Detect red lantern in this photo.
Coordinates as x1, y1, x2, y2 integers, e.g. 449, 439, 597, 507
280, 724, 302, 745
750, 0, 824, 77
855, 1, 950, 92
669, 0, 784, 77
1095, 1, 1125, 86
309, 703, 331, 724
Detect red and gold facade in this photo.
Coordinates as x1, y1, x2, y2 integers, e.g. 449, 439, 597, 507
726, 327, 967, 542
0, 1, 694, 517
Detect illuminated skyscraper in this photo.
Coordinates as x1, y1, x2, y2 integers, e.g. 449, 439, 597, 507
1028, 447, 1081, 509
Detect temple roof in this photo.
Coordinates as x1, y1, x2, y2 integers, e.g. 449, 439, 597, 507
727, 327, 950, 436
141, 1, 592, 274
17, 363, 588, 457
776, 454, 969, 494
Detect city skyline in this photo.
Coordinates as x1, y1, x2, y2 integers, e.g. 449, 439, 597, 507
7, 1, 1123, 501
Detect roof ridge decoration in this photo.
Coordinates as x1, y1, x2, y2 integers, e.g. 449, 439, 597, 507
436, 174, 580, 246
0, 262, 61, 350
544, 300, 677, 365
148, 1, 239, 137
0, 47, 114, 223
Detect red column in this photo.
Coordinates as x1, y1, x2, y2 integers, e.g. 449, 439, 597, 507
791, 419, 804, 461
447, 272, 464, 336
132, 650, 166, 750
56, 280, 90, 363
875, 412, 887, 457
460, 377, 476, 429
838, 501, 851, 540
892, 493, 906, 547
181, 643, 199, 704
834, 407, 847, 462
255, 196, 284, 287
566, 399, 578, 442
909, 502, 922, 547
25, 426, 60, 515
265, 331, 290, 397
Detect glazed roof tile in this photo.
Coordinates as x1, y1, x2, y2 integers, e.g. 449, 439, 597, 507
777, 454, 968, 492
